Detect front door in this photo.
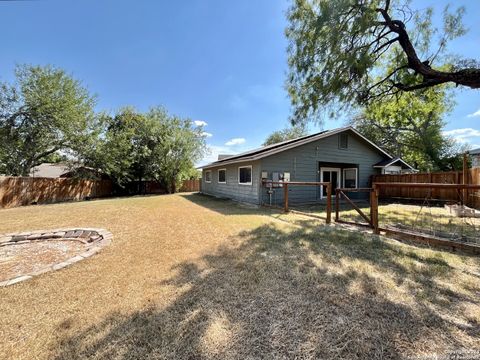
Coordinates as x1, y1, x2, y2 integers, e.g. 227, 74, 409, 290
320, 167, 341, 198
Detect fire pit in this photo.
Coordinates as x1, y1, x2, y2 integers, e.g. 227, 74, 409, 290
0, 228, 112, 286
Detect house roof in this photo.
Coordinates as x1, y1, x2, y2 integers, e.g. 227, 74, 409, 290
29, 163, 70, 178
470, 148, 480, 155
373, 157, 415, 170
201, 126, 397, 169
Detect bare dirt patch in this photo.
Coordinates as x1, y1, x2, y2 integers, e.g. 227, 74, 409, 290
0, 240, 85, 282
0, 228, 112, 286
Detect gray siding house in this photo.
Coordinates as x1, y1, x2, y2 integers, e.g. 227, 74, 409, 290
470, 148, 480, 168
200, 127, 414, 205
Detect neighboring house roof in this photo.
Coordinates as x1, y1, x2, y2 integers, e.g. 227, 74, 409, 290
29, 163, 70, 178
60, 166, 108, 179
373, 157, 415, 170
201, 126, 404, 169
470, 148, 480, 155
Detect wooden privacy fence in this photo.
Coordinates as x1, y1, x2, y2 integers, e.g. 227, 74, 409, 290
0, 177, 201, 208
179, 179, 200, 192
371, 169, 480, 208
0, 177, 113, 208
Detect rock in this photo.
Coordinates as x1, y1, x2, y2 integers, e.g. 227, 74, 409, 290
73, 230, 84, 238
0, 236, 12, 244
11, 235, 27, 242
80, 231, 91, 238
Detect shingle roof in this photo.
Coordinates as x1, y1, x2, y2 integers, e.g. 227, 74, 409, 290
201, 126, 398, 169
29, 163, 70, 178
470, 148, 480, 155
373, 157, 414, 170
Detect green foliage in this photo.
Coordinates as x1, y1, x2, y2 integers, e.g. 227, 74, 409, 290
83, 107, 206, 192
262, 125, 308, 146
0, 65, 96, 175
144, 107, 206, 193
352, 86, 467, 171
286, 0, 470, 122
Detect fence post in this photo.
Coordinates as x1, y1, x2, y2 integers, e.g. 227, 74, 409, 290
284, 183, 289, 212
335, 188, 339, 222
463, 153, 468, 205
326, 183, 331, 224
370, 184, 380, 234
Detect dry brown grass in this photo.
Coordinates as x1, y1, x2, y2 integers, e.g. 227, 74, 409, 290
0, 193, 479, 359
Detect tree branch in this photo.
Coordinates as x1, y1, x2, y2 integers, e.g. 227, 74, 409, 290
375, 4, 480, 90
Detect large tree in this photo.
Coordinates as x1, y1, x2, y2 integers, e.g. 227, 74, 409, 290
0, 65, 96, 175
262, 125, 308, 146
351, 86, 467, 171
286, 0, 479, 121
145, 107, 206, 193
82, 107, 206, 192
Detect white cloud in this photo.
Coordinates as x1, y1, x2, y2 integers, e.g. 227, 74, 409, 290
194, 120, 208, 127
467, 109, 480, 118
443, 128, 480, 148
225, 138, 246, 146
197, 145, 235, 166
443, 128, 480, 138
201, 132, 213, 138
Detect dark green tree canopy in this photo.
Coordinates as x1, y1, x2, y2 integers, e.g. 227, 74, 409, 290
0, 65, 96, 175
262, 125, 308, 146
81, 107, 206, 192
351, 86, 467, 171
286, 0, 479, 122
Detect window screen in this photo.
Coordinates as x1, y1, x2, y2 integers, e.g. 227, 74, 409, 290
218, 169, 226, 183
239, 166, 252, 184
339, 133, 348, 149
205, 171, 211, 182
343, 168, 357, 188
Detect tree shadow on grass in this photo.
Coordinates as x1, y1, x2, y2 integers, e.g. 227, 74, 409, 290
179, 193, 279, 217
53, 221, 480, 359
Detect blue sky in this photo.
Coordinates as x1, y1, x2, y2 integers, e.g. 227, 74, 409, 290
1, 0, 479, 165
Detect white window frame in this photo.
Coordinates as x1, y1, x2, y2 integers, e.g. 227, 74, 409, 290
320, 167, 341, 199
218, 168, 226, 184
238, 165, 252, 186
342, 168, 358, 189
205, 170, 212, 183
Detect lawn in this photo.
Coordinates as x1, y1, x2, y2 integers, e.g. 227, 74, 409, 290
1, 193, 479, 359
292, 200, 480, 243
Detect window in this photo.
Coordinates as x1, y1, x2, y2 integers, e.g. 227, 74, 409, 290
218, 169, 226, 183
339, 133, 348, 149
343, 168, 357, 188
205, 170, 211, 183
238, 166, 252, 185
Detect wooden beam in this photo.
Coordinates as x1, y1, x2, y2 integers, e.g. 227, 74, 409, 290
335, 219, 372, 228
263, 181, 331, 186
326, 183, 332, 224
335, 188, 373, 192
339, 190, 372, 226
463, 152, 468, 205
382, 227, 480, 255
373, 182, 480, 190
284, 183, 289, 213
370, 185, 379, 234
335, 189, 340, 222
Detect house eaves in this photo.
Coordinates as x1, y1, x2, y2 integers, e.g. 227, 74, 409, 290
200, 126, 394, 170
